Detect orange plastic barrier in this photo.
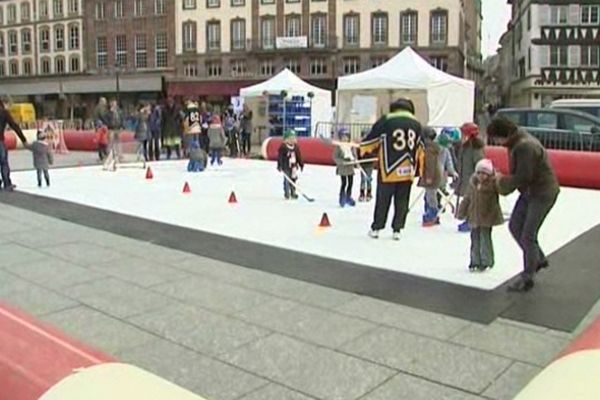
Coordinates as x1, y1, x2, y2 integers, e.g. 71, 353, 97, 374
262, 137, 600, 190
3, 130, 135, 151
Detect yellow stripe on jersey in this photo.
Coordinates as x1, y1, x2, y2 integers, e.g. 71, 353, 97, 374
359, 137, 380, 157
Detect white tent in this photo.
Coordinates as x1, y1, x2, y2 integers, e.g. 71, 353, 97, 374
337, 47, 475, 127
240, 69, 332, 136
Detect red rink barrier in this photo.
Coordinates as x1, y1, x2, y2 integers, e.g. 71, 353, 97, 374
262, 137, 600, 190
4, 130, 135, 151
0, 303, 112, 400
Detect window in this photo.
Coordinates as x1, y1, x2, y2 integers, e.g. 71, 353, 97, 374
68, 0, 78, 14
581, 5, 600, 25
183, 0, 196, 9
311, 14, 326, 47
69, 24, 79, 50
134, 0, 143, 16
400, 11, 417, 45
23, 59, 32, 75
231, 0, 245, 6
285, 58, 300, 74
53, 0, 63, 16
207, 21, 221, 51
310, 57, 327, 75
0, 33, 4, 55
286, 0, 299, 3
39, 1, 49, 18
371, 56, 387, 68
0, 62, 4, 77
527, 112, 557, 129
231, 59, 247, 77
550, 46, 568, 66
206, 61, 222, 77
261, 0, 274, 4
286, 15, 301, 37
21, 3, 30, 21
55, 25, 64, 51
564, 114, 596, 133
260, 59, 273, 76
95, 2, 105, 19
344, 14, 359, 46
527, 8, 531, 30
550, 6, 568, 25
430, 56, 448, 72
21, 29, 31, 54
528, 47, 531, 71
261, 17, 275, 49
70, 55, 80, 72
115, 35, 127, 66
518, 57, 526, 78
114, 0, 123, 18
135, 34, 147, 68
183, 61, 197, 77
155, 32, 167, 67
55, 56, 65, 74
231, 19, 246, 50
9, 60, 18, 76
7, 5, 16, 23
155, 0, 165, 15
207, 0, 220, 8
96, 37, 108, 67
431, 10, 448, 45
372, 13, 388, 46
581, 46, 600, 67
182, 21, 196, 51
343, 57, 360, 75
8, 31, 17, 55
41, 57, 51, 74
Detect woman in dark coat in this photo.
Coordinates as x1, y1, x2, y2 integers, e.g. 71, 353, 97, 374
161, 97, 182, 160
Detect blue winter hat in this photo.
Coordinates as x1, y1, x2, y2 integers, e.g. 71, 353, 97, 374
338, 127, 350, 139
438, 127, 461, 147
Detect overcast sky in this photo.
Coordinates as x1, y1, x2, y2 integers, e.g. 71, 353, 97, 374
482, 0, 513, 58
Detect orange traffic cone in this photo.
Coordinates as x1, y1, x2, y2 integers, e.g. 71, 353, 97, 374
182, 182, 191, 194
228, 191, 238, 204
145, 167, 153, 180
318, 212, 331, 228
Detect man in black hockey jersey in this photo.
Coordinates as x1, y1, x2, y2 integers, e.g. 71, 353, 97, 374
360, 98, 424, 240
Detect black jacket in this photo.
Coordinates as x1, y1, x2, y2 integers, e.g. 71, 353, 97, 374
277, 143, 303, 173
0, 108, 27, 144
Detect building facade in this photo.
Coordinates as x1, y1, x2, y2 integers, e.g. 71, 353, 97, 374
169, 0, 481, 100
499, 0, 600, 108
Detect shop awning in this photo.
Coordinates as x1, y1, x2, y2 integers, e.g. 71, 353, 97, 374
167, 80, 257, 97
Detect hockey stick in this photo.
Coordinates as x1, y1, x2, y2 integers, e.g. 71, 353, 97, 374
438, 189, 456, 214
342, 158, 377, 165
282, 173, 315, 202
408, 188, 426, 212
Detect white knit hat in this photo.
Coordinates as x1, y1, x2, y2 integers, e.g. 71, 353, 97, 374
475, 158, 494, 175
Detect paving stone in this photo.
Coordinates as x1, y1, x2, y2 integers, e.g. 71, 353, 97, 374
128, 304, 269, 357
340, 327, 511, 394
336, 296, 470, 340
450, 321, 568, 366
151, 277, 272, 314
64, 278, 176, 319
0, 279, 79, 316
41, 306, 156, 355
2, 258, 104, 290
239, 383, 316, 400
117, 339, 267, 400
89, 256, 190, 288
41, 242, 128, 266
361, 372, 485, 400
0, 218, 36, 235
0, 243, 48, 267
222, 334, 395, 400
483, 362, 542, 400
118, 241, 193, 264
7, 228, 84, 248
235, 298, 377, 348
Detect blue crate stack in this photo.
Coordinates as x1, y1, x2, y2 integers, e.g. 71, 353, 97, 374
268, 94, 312, 137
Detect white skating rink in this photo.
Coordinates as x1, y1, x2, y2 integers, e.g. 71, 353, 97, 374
12, 159, 600, 290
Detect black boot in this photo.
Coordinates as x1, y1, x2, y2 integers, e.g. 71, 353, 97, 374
359, 189, 366, 202
507, 278, 535, 292
366, 189, 373, 201
536, 260, 549, 272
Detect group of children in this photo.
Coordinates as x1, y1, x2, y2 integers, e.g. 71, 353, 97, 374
276, 122, 504, 274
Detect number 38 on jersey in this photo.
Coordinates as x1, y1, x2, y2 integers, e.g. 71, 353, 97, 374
391, 128, 417, 151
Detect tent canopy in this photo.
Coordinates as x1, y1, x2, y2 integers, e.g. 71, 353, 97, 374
240, 69, 330, 98
337, 47, 475, 127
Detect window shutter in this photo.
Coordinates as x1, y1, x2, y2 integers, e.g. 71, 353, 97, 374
538, 45, 549, 68
569, 45, 580, 67
569, 4, 579, 25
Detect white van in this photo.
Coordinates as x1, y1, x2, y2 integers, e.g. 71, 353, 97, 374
550, 99, 600, 119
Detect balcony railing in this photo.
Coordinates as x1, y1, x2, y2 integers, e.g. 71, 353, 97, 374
247, 36, 338, 52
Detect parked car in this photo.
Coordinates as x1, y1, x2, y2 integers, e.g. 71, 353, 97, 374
495, 108, 600, 152
550, 99, 600, 119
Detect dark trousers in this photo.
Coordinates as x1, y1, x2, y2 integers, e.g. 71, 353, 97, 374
371, 178, 412, 232
283, 172, 297, 197
470, 227, 494, 267
241, 132, 251, 155
166, 145, 181, 160
509, 193, 558, 280
199, 133, 210, 153
210, 149, 223, 165
340, 175, 354, 197
36, 168, 50, 187
0, 141, 12, 189
98, 144, 108, 161
149, 135, 161, 160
